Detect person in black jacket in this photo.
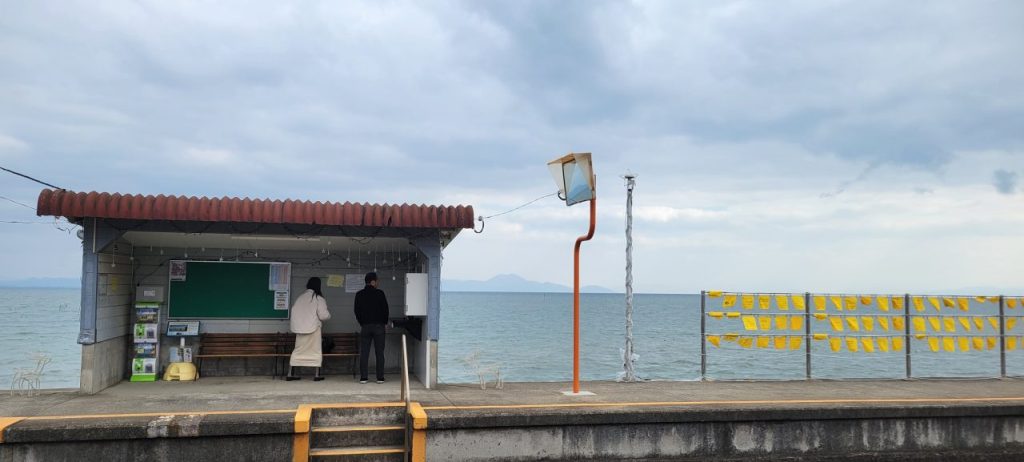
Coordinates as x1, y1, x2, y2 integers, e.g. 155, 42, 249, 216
354, 272, 389, 383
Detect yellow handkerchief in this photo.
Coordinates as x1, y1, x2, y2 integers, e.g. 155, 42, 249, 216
708, 312, 724, 319
813, 313, 828, 320
742, 294, 754, 310
789, 336, 802, 350
878, 297, 890, 312
831, 295, 843, 311
860, 295, 873, 306
756, 336, 770, 349
862, 337, 876, 352
912, 296, 924, 312
912, 317, 926, 332
987, 337, 997, 349
792, 295, 806, 311
943, 337, 955, 352
929, 297, 941, 312
1008, 318, 1018, 331
972, 337, 984, 350
1009, 299, 1019, 309
775, 315, 789, 330
893, 337, 905, 351
774, 336, 787, 349
957, 317, 971, 331
973, 317, 984, 330
813, 333, 828, 340
846, 317, 861, 332
879, 317, 891, 331
759, 316, 772, 330
942, 297, 955, 308
957, 297, 969, 311
974, 296, 988, 303
708, 335, 721, 347
1008, 337, 1019, 351
893, 317, 905, 331
830, 317, 845, 332
845, 296, 858, 311
790, 316, 804, 331
758, 295, 770, 310
723, 294, 737, 308
813, 295, 825, 311
958, 337, 970, 352
878, 337, 891, 352
928, 337, 940, 352
775, 295, 789, 311
988, 317, 1000, 330
928, 317, 941, 331
846, 337, 859, 352
739, 337, 753, 348
943, 318, 956, 333
892, 297, 905, 310
742, 316, 758, 331
708, 291, 723, 298
724, 333, 739, 342
830, 338, 842, 352
726, 312, 741, 318
862, 316, 875, 332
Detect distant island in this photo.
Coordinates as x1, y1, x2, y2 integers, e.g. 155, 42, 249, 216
442, 273, 616, 294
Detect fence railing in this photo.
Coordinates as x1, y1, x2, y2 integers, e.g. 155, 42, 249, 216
700, 291, 1024, 380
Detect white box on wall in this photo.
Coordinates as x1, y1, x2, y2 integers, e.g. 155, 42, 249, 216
404, 273, 428, 316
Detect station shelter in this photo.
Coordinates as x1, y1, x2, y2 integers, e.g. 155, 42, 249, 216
36, 189, 474, 393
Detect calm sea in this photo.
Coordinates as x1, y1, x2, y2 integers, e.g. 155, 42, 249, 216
1, 289, 1021, 389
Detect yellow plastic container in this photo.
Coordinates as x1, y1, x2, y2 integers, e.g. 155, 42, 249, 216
163, 362, 198, 381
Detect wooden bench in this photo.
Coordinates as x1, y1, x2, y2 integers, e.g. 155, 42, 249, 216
196, 332, 359, 378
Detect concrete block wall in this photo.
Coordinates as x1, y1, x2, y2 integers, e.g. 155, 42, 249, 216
79, 336, 128, 394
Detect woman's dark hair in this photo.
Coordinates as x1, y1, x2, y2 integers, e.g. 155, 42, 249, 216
306, 277, 323, 298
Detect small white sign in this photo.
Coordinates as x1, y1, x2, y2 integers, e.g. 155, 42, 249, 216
274, 290, 290, 310
169, 260, 187, 281
345, 274, 365, 293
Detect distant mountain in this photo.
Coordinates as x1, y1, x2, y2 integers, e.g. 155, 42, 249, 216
0, 277, 80, 288
443, 274, 615, 293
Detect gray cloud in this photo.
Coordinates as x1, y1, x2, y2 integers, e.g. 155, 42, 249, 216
993, 169, 1018, 195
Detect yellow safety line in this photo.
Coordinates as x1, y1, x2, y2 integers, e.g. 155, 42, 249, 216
0, 417, 25, 444
423, 396, 1024, 411
311, 447, 404, 455
409, 402, 427, 462
16, 409, 294, 421
312, 425, 404, 432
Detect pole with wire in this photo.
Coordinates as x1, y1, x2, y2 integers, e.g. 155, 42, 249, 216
622, 173, 637, 382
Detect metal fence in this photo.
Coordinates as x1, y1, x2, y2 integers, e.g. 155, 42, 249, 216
700, 291, 1024, 380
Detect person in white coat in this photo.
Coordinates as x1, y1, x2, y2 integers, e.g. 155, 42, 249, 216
286, 277, 331, 381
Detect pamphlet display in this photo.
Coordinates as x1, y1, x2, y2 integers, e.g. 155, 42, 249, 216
131, 301, 161, 382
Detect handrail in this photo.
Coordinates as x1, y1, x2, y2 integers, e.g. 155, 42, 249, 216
400, 334, 411, 459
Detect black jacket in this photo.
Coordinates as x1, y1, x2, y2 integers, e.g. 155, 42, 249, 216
354, 285, 389, 325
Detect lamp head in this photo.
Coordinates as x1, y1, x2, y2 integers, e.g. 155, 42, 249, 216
547, 152, 596, 206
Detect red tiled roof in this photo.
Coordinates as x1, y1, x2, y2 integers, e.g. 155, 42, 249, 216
36, 189, 475, 229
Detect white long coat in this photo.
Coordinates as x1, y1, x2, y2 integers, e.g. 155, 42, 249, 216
290, 289, 331, 334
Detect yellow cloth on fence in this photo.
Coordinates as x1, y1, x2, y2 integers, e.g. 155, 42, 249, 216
973, 317, 985, 330
879, 317, 891, 331
1008, 318, 1019, 331
742, 316, 758, 331
739, 337, 753, 348
792, 295, 806, 311
975, 296, 988, 303
708, 291, 723, 298
791, 316, 804, 331
813, 313, 828, 320
727, 312, 741, 318
943, 318, 956, 333
987, 296, 1000, 303
987, 337, 997, 349
759, 316, 772, 330
756, 336, 770, 349
724, 333, 739, 342
774, 336, 787, 349
893, 337, 905, 351
1008, 337, 1019, 351
988, 317, 1000, 330
709, 312, 724, 319
758, 294, 771, 310
723, 294, 737, 308
957, 298, 970, 311
776, 295, 790, 311
878, 297, 890, 312
860, 295, 873, 306
862, 337, 876, 352
912, 317, 926, 332
862, 316, 875, 332
830, 317, 845, 331
830, 338, 842, 352
845, 296, 858, 311
775, 315, 789, 330
708, 335, 721, 347
928, 337, 940, 352
893, 297, 905, 310
957, 317, 971, 331
928, 317, 941, 331
879, 337, 891, 352
813, 296, 826, 311
789, 336, 802, 350
813, 333, 828, 340
914, 333, 927, 340
959, 337, 970, 352
913, 296, 924, 312
742, 294, 754, 310
831, 295, 843, 311
894, 317, 906, 331
943, 337, 956, 352
928, 297, 940, 312
1009, 299, 1020, 309
942, 297, 955, 308
846, 317, 861, 332
846, 337, 859, 352
972, 337, 984, 350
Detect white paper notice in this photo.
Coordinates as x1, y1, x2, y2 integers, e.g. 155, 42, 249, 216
274, 291, 290, 310
345, 274, 365, 293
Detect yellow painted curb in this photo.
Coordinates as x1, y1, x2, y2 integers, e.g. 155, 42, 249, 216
0, 417, 25, 444
409, 402, 427, 430
422, 396, 1024, 412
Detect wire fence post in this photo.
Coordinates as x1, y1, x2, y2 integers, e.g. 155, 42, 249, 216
904, 294, 912, 379
700, 290, 706, 381
999, 295, 1007, 378
804, 292, 812, 379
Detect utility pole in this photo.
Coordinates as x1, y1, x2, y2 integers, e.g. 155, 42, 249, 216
622, 173, 637, 382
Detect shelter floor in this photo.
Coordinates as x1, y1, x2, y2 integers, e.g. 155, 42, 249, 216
4, 376, 1024, 417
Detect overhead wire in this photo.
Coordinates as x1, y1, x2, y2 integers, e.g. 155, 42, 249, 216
0, 165, 64, 190
474, 191, 558, 233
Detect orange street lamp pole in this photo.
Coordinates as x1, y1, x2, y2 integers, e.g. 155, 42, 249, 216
573, 197, 597, 394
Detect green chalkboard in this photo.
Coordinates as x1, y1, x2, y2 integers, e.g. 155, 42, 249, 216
168, 261, 289, 319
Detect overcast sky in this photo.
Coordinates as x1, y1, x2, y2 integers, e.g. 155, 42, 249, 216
1, 1, 1022, 294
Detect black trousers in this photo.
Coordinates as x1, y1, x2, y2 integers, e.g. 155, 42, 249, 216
359, 324, 386, 381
